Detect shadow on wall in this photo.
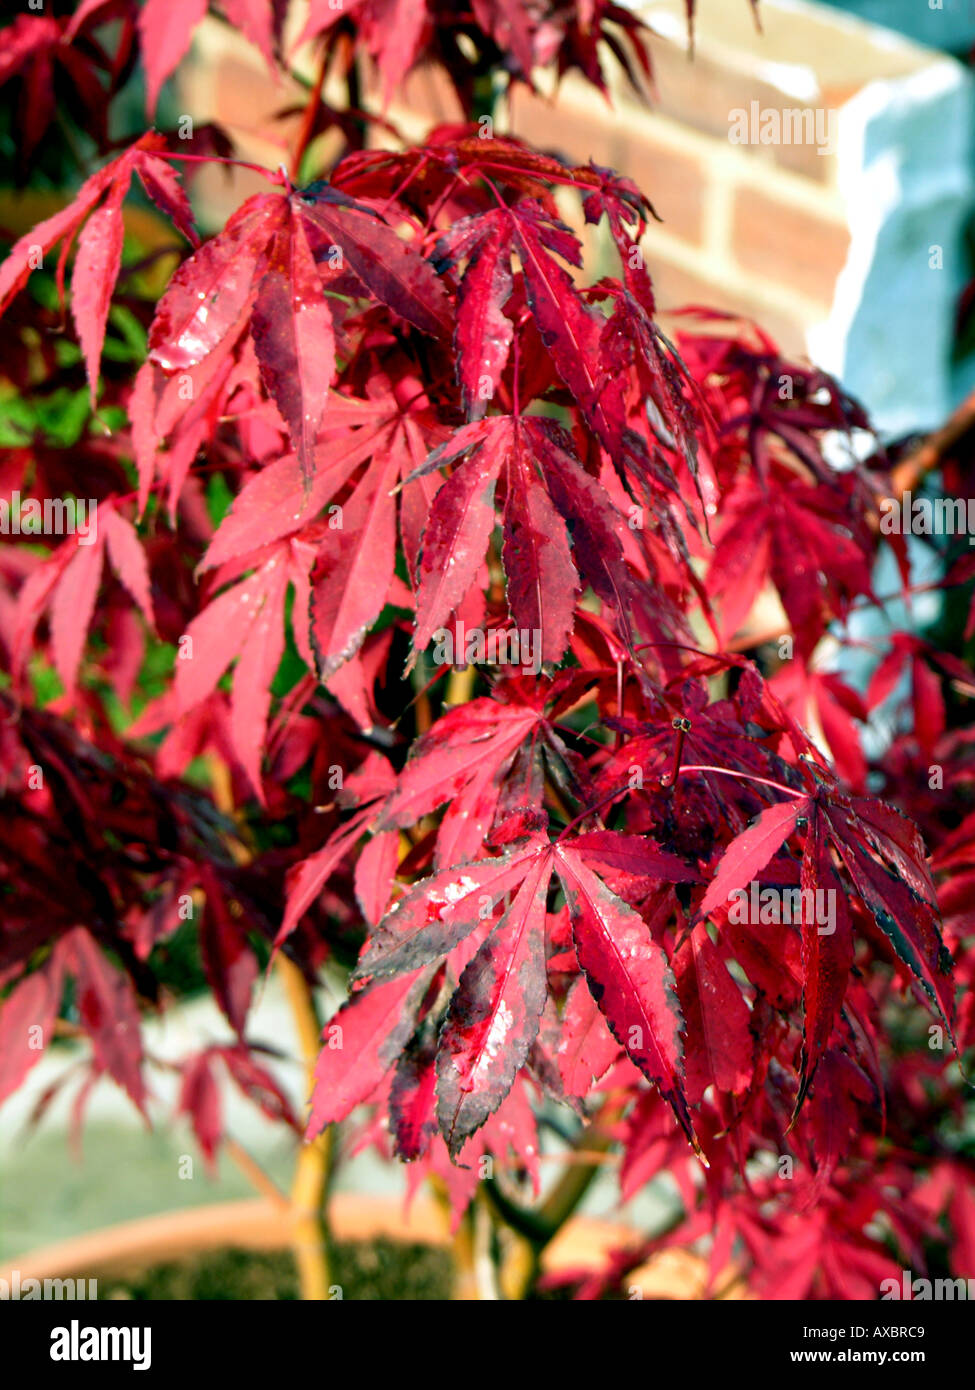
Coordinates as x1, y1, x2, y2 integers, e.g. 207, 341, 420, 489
806, 53, 974, 440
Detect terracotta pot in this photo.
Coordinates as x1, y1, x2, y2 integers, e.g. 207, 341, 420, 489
1, 1194, 746, 1298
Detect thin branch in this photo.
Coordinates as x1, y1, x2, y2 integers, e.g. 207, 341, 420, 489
223, 1136, 290, 1210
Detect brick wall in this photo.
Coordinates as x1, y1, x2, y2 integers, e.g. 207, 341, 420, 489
177, 0, 975, 429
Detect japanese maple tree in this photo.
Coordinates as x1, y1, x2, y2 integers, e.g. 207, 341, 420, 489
1, 0, 973, 1301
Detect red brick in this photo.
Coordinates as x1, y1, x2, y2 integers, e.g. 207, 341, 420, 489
619, 128, 706, 245
507, 93, 706, 244
507, 88, 619, 170
731, 189, 849, 306
647, 257, 809, 358
647, 42, 837, 184
374, 63, 466, 128
208, 56, 302, 140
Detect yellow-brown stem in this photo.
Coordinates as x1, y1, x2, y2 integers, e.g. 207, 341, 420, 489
415, 687, 433, 734
497, 1228, 537, 1301
451, 1215, 480, 1300
472, 1190, 501, 1299
278, 954, 335, 1302
223, 1138, 290, 1211
444, 663, 477, 708
205, 756, 335, 1301
428, 1178, 482, 1299
890, 381, 975, 496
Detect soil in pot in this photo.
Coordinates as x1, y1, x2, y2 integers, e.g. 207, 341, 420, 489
89, 1240, 455, 1300
85, 1241, 620, 1299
